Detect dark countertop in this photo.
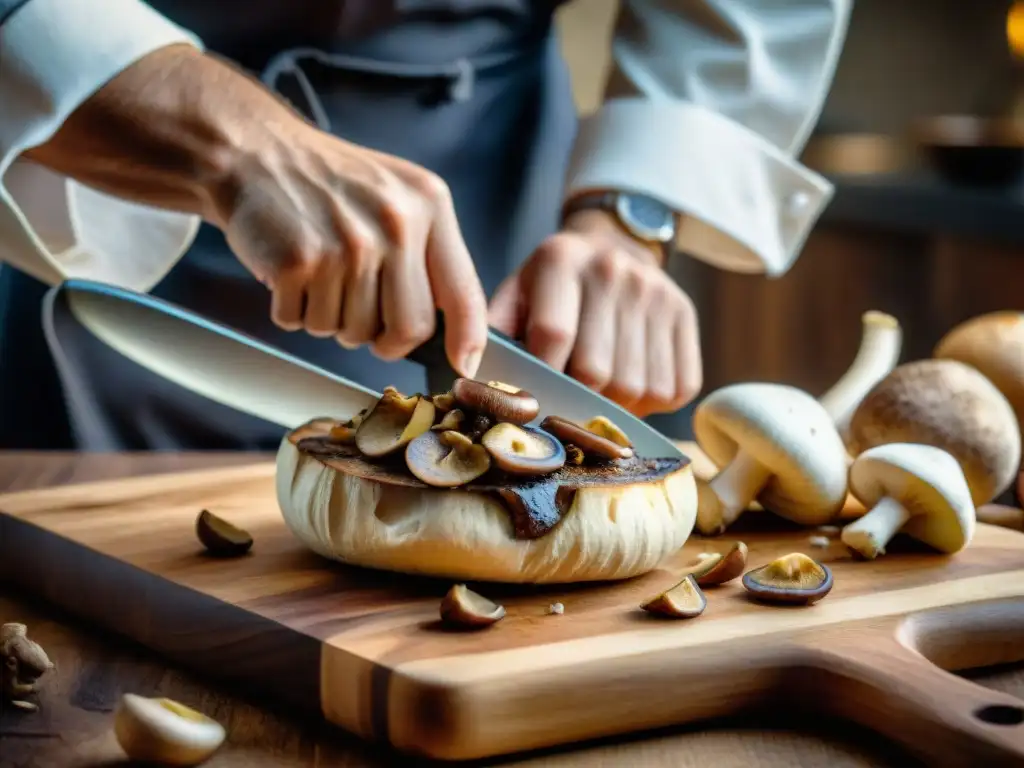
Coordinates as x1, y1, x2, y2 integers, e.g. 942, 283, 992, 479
821, 171, 1024, 244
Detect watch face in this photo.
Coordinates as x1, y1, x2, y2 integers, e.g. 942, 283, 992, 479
616, 194, 675, 242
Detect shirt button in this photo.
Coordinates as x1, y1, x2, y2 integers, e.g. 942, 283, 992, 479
786, 191, 812, 218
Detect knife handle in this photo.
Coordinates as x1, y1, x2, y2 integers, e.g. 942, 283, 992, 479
405, 312, 526, 392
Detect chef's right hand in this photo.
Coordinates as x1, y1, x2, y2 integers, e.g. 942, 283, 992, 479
211, 120, 488, 378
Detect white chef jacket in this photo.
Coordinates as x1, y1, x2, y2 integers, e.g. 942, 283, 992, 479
0, 0, 851, 294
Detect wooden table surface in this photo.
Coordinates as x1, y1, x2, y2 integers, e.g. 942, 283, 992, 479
2, 453, 1023, 767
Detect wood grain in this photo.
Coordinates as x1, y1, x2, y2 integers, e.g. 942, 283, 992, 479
2, 459, 1024, 764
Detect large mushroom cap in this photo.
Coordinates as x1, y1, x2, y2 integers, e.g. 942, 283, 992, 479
934, 311, 1024, 431
692, 383, 849, 523
849, 442, 975, 553
847, 359, 1021, 505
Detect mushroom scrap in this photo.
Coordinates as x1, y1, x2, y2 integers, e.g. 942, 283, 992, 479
840, 443, 975, 560
847, 359, 1021, 506
1, 623, 54, 712
114, 693, 226, 766
692, 383, 850, 535
742, 553, 833, 605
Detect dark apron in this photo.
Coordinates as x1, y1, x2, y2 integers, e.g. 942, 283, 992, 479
0, 0, 577, 451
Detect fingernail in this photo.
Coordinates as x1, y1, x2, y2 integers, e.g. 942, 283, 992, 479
462, 349, 482, 378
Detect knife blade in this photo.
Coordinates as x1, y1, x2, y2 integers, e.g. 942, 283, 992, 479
51, 280, 683, 459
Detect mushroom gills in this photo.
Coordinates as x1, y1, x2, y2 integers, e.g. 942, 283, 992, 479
641, 575, 707, 618
355, 390, 436, 457
742, 553, 833, 605
405, 430, 492, 488
481, 423, 566, 475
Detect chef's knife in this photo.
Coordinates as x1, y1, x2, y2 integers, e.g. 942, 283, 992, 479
49, 279, 684, 459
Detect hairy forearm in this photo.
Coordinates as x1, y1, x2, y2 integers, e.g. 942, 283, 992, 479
22, 43, 295, 226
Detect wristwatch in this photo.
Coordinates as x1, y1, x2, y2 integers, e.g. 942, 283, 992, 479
562, 190, 677, 264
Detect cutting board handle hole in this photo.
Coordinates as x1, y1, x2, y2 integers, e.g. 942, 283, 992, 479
973, 704, 1024, 727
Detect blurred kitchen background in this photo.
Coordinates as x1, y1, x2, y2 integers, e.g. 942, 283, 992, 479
557, 0, 1024, 439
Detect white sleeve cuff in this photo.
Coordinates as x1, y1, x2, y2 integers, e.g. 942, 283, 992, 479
0, 0, 204, 290
564, 98, 835, 278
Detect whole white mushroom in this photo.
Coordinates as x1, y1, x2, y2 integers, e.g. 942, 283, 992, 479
692, 383, 850, 535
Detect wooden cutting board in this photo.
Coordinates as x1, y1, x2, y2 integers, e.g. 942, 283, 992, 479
2, 460, 1024, 766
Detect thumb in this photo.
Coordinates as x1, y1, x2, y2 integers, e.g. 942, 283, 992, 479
487, 274, 524, 338
426, 218, 489, 379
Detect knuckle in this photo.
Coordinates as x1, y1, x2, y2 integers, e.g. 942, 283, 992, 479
390, 314, 437, 348
528, 321, 573, 351
570, 362, 611, 391
593, 249, 624, 282
413, 170, 452, 204
534, 233, 584, 265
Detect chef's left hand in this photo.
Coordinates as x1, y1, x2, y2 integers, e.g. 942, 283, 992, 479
488, 209, 703, 417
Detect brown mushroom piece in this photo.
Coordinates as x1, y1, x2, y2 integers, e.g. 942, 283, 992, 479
405, 430, 492, 488
934, 311, 1024, 435
847, 359, 1021, 506
1, 623, 54, 705
432, 409, 466, 432
195, 510, 253, 556
693, 541, 748, 586
742, 553, 833, 605
540, 416, 633, 460
481, 423, 566, 475
640, 575, 707, 618
440, 584, 506, 628
355, 388, 436, 458
451, 379, 539, 425
583, 416, 633, 448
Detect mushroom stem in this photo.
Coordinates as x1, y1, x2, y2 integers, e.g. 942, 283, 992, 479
705, 450, 773, 532
840, 495, 911, 559
819, 311, 902, 437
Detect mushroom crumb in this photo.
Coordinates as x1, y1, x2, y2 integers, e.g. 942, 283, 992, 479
1, 623, 54, 712
808, 535, 830, 548
548, 602, 565, 615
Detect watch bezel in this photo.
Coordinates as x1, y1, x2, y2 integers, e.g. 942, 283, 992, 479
614, 193, 676, 244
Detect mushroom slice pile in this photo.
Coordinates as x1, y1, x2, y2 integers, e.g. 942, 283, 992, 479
355, 387, 436, 457
482, 423, 567, 475
692, 383, 849, 535
540, 415, 634, 461
840, 443, 975, 560
848, 359, 1021, 505
742, 553, 833, 605
406, 430, 492, 487
452, 378, 540, 425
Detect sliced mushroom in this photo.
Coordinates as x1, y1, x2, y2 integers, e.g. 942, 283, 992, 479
584, 416, 633, 448
431, 392, 456, 412
195, 510, 253, 557
481, 423, 566, 475
114, 693, 226, 766
355, 389, 436, 457
405, 430, 492, 487
451, 379, 539, 425
539, 416, 634, 460
742, 553, 833, 605
640, 575, 707, 618
693, 541, 748, 586
565, 444, 585, 465
431, 408, 466, 432
439, 584, 506, 628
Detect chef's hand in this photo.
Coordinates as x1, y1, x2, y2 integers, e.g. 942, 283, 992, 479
488, 209, 703, 417
217, 127, 488, 378
25, 44, 488, 379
